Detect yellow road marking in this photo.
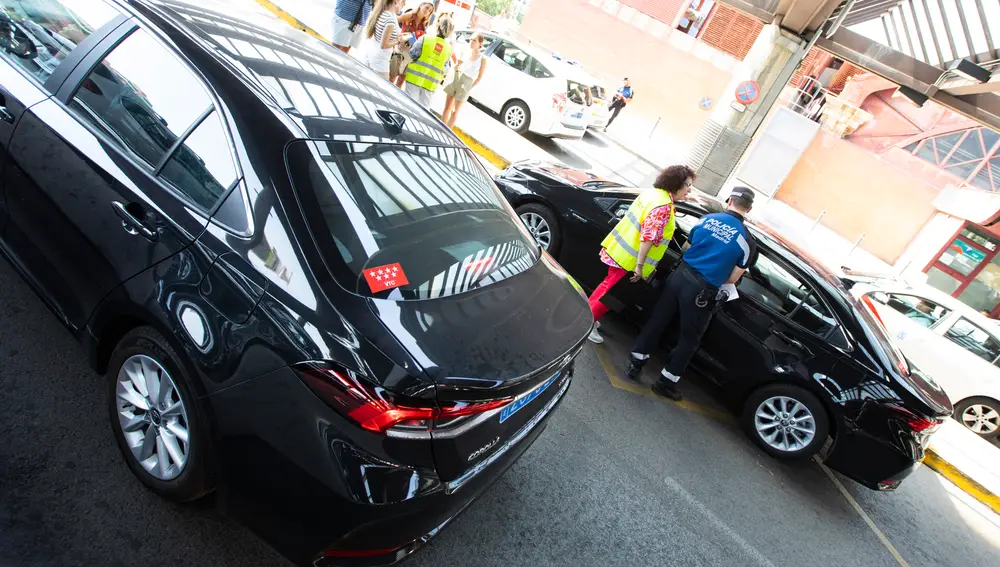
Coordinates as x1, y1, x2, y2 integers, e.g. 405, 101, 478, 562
253, 1, 510, 170
814, 457, 910, 567
593, 343, 732, 421
923, 449, 1000, 516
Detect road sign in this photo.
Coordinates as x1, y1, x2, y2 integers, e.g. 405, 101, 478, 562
735, 80, 760, 105
699, 97, 713, 110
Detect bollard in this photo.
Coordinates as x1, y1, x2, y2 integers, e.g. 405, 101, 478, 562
649, 117, 661, 139
809, 210, 826, 234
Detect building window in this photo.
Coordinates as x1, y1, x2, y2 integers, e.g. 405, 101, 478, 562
925, 223, 1000, 317
904, 127, 1000, 192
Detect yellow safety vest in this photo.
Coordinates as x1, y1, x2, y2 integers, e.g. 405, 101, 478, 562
405, 36, 452, 92
601, 189, 676, 278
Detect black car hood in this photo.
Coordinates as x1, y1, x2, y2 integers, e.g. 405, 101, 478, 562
366, 254, 592, 390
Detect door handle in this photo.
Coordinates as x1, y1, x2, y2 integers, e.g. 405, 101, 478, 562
772, 328, 808, 352
112, 201, 158, 242
0, 107, 14, 124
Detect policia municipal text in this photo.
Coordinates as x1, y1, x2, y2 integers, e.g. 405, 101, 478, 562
627, 186, 758, 400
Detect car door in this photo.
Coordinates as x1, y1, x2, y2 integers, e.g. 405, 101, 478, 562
3, 21, 240, 329
0, 1, 125, 233
478, 40, 531, 112
701, 249, 845, 389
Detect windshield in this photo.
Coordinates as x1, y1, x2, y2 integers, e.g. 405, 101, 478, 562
286, 140, 539, 300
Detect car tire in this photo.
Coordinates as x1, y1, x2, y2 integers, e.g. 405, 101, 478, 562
516, 203, 561, 256
501, 100, 530, 134
742, 384, 829, 461
953, 396, 1000, 439
106, 326, 215, 502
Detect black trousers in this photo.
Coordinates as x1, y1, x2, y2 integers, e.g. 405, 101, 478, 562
607, 98, 625, 126
631, 264, 717, 380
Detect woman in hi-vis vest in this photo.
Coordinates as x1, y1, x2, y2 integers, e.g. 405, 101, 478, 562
588, 165, 695, 344
403, 14, 455, 109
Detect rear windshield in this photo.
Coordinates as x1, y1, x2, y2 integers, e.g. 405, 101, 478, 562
286, 140, 539, 299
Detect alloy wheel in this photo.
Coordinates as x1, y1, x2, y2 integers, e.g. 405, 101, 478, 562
520, 212, 552, 250
753, 395, 816, 452
505, 106, 526, 130
115, 354, 190, 481
961, 404, 1000, 435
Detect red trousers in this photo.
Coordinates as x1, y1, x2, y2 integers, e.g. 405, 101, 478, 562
588, 265, 628, 321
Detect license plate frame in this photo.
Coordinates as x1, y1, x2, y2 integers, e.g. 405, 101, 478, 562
499, 373, 559, 424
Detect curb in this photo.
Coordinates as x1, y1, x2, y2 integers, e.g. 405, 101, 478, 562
923, 448, 1000, 515
253, 0, 510, 171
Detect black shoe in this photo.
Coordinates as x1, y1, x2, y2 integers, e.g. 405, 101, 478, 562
624, 357, 645, 382
652, 380, 683, 401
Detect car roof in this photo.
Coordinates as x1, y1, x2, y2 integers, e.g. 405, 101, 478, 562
142, 0, 462, 147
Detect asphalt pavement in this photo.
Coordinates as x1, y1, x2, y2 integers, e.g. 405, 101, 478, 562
3, 256, 1000, 567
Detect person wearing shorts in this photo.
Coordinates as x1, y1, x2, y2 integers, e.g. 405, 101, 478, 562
442, 33, 487, 129
332, 0, 372, 53
362, 0, 407, 79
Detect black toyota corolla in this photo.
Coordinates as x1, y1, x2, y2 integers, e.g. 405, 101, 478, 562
0, 2, 591, 565
495, 160, 954, 491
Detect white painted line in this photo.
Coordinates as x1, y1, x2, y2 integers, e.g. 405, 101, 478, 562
814, 458, 909, 567
663, 476, 778, 567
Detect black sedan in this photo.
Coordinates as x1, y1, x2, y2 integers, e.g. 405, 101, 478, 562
0, 2, 591, 565
495, 160, 953, 490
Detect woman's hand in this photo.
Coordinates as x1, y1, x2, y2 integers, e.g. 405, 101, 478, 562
630, 266, 644, 283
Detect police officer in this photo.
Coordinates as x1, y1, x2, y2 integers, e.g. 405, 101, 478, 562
625, 186, 757, 400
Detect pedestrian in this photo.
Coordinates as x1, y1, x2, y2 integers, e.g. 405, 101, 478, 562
332, 0, 373, 54
404, 15, 454, 109
625, 186, 758, 401
606, 77, 633, 129
392, 2, 435, 87
587, 165, 695, 344
362, 0, 409, 80
441, 32, 487, 129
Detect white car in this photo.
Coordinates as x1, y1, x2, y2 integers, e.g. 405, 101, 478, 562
848, 278, 1000, 439
452, 30, 590, 139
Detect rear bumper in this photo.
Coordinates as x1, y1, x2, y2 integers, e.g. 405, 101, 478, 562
531, 110, 586, 139
210, 364, 574, 567
822, 422, 926, 490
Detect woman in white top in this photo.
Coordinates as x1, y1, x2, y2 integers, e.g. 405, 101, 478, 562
363, 0, 408, 79
442, 33, 488, 129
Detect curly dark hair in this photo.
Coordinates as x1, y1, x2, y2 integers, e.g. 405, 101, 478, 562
653, 165, 695, 194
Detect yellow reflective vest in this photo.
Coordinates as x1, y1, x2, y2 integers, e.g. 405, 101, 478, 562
601, 189, 676, 278
406, 36, 452, 92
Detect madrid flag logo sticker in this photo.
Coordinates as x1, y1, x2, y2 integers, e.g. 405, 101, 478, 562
364, 263, 409, 293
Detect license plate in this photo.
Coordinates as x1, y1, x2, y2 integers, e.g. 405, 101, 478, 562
571, 112, 583, 119
499, 373, 559, 424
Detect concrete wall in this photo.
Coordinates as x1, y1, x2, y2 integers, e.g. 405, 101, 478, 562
517, 0, 734, 158
776, 130, 939, 264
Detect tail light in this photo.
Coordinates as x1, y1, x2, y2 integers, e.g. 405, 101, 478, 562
552, 92, 566, 113
887, 404, 944, 434
293, 363, 512, 434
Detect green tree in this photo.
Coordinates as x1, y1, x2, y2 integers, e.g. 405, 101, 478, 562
477, 0, 514, 17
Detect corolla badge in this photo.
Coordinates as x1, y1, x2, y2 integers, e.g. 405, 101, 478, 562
468, 436, 501, 462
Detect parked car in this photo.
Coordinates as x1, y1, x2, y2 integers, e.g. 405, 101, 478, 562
0, 2, 592, 565
846, 278, 1000, 439
452, 29, 590, 138
494, 161, 953, 490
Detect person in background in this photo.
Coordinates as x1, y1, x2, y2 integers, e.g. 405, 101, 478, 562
392, 2, 435, 87
606, 77, 633, 129
332, 0, 373, 54
625, 187, 757, 401
363, 0, 408, 80
587, 165, 695, 344
404, 15, 454, 109
441, 32, 487, 128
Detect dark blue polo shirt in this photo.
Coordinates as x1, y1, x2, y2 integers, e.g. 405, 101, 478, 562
682, 211, 755, 287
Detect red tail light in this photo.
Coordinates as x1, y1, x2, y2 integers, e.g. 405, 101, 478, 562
887, 404, 943, 433
294, 364, 511, 434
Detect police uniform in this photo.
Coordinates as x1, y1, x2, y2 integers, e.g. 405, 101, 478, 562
626, 187, 757, 400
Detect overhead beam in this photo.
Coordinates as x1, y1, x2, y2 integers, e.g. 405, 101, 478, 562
941, 78, 1000, 96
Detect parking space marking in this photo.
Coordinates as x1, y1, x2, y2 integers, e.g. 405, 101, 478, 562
593, 344, 732, 422
815, 458, 910, 567
663, 476, 778, 567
